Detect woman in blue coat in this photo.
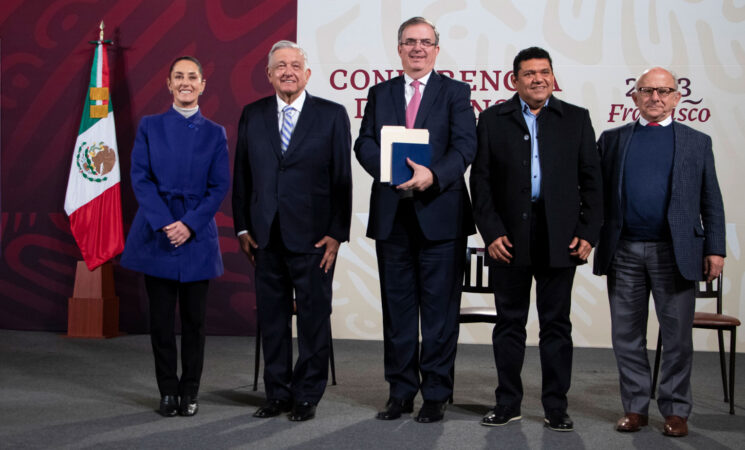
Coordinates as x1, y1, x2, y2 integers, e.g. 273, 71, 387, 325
121, 56, 229, 417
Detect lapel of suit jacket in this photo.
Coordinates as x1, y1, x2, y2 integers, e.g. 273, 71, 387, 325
262, 96, 283, 160
283, 92, 315, 159
671, 121, 689, 195
414, 70, 442, 129
614, 122, 636, 215
392, 76, 406, 126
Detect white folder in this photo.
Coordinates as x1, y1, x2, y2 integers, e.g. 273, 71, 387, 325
380, 125, 430, 183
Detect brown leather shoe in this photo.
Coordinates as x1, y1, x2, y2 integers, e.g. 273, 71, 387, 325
663, 415, 688, 437
616, 413, 648, 432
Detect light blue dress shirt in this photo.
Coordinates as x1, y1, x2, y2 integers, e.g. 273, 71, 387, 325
519, 97, 549, 202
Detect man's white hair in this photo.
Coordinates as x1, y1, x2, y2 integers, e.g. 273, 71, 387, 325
267, 40, 309, 69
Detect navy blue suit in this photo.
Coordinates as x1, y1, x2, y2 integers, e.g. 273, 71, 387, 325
594, 120, 725, 418
355, 71, 476, 402
233, 93, 352, 404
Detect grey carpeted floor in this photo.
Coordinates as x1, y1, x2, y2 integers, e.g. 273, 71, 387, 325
1, 329, 743, 449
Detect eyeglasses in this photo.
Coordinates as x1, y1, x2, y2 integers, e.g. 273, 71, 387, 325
399, 38, 436, 48
636, 87, 677, 98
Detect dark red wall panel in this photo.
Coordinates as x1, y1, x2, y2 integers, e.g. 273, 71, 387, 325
0, 0, 297, 334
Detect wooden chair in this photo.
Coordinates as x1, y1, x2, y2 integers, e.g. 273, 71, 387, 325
451, 247, 495, 402
651, 273, 740, 414
253, 303, 337, 391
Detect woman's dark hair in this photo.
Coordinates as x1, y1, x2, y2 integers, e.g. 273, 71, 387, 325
169, 56, 203, 78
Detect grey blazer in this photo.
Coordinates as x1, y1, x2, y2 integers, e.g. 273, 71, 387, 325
593, 121, 726, 281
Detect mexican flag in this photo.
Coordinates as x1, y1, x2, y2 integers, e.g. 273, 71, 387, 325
64, 41, 124, 270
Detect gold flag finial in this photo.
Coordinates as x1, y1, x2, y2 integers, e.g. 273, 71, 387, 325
99, 21, 104, 41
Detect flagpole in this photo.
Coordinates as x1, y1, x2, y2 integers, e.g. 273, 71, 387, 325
88, 21, 113, 46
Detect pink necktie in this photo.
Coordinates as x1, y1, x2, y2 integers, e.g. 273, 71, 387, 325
647, 122, 660, 126
406, 80, 421, 129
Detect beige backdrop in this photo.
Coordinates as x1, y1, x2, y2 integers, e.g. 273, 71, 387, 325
297, 0, 744, 351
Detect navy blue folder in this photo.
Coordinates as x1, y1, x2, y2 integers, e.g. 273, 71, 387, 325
391, 142, 431, 185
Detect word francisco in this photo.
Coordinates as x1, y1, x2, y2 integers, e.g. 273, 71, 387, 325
607, 77, 710, 123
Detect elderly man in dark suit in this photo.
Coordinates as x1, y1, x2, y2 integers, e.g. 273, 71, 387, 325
355, 16, 476, 423
232, 40, 352, 422
470, 46, 602, 431
594, 67, 725, 437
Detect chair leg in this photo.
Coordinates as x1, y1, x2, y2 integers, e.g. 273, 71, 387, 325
718, 329, 729, 403
329, 327, 337, 386
729, 328, 736, 415
253, 325, 261, 391
651, 331, 662, 399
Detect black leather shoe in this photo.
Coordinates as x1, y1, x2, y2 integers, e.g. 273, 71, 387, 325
288, 401, 316, 421
179, 395, 199, 417
481, 405, 522, 427
375, 397, 414, 420
159, 395, 179, 417
415, 400, 446, 423
253, 399, 292, 418
544, 410, 574, 432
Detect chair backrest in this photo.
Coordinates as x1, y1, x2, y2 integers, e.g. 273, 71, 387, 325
463, 247, 491, 293
695, 273, 723, 314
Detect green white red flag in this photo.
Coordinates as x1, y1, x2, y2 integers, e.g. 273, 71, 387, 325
64, 41, 124, 270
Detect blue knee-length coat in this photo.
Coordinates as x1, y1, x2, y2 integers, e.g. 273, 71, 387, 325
121, 107, 230, 282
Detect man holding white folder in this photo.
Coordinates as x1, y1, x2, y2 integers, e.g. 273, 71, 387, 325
354, 16, 477, 423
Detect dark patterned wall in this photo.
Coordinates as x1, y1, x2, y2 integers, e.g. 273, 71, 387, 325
0, 0, 297, 334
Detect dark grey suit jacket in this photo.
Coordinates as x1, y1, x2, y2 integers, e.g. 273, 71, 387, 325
593, 121, 726, 281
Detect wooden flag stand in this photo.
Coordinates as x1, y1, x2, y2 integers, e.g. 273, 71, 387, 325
67, 261, 121, 338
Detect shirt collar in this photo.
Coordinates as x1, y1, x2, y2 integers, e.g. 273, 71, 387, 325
404, 71, 432, 86
276, 90, 307, 113
519, 96, 550, 116
639, 115, 673, 127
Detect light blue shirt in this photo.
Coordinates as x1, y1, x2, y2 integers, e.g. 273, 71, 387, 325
519, 97, 549, 202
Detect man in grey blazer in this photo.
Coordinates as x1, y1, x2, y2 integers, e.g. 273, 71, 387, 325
594, 67, 725, 437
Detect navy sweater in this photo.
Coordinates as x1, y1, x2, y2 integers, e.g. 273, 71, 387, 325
621, 123, 675, 241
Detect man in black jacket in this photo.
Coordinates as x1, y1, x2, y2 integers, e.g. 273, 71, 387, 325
470, 46, 602, 431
